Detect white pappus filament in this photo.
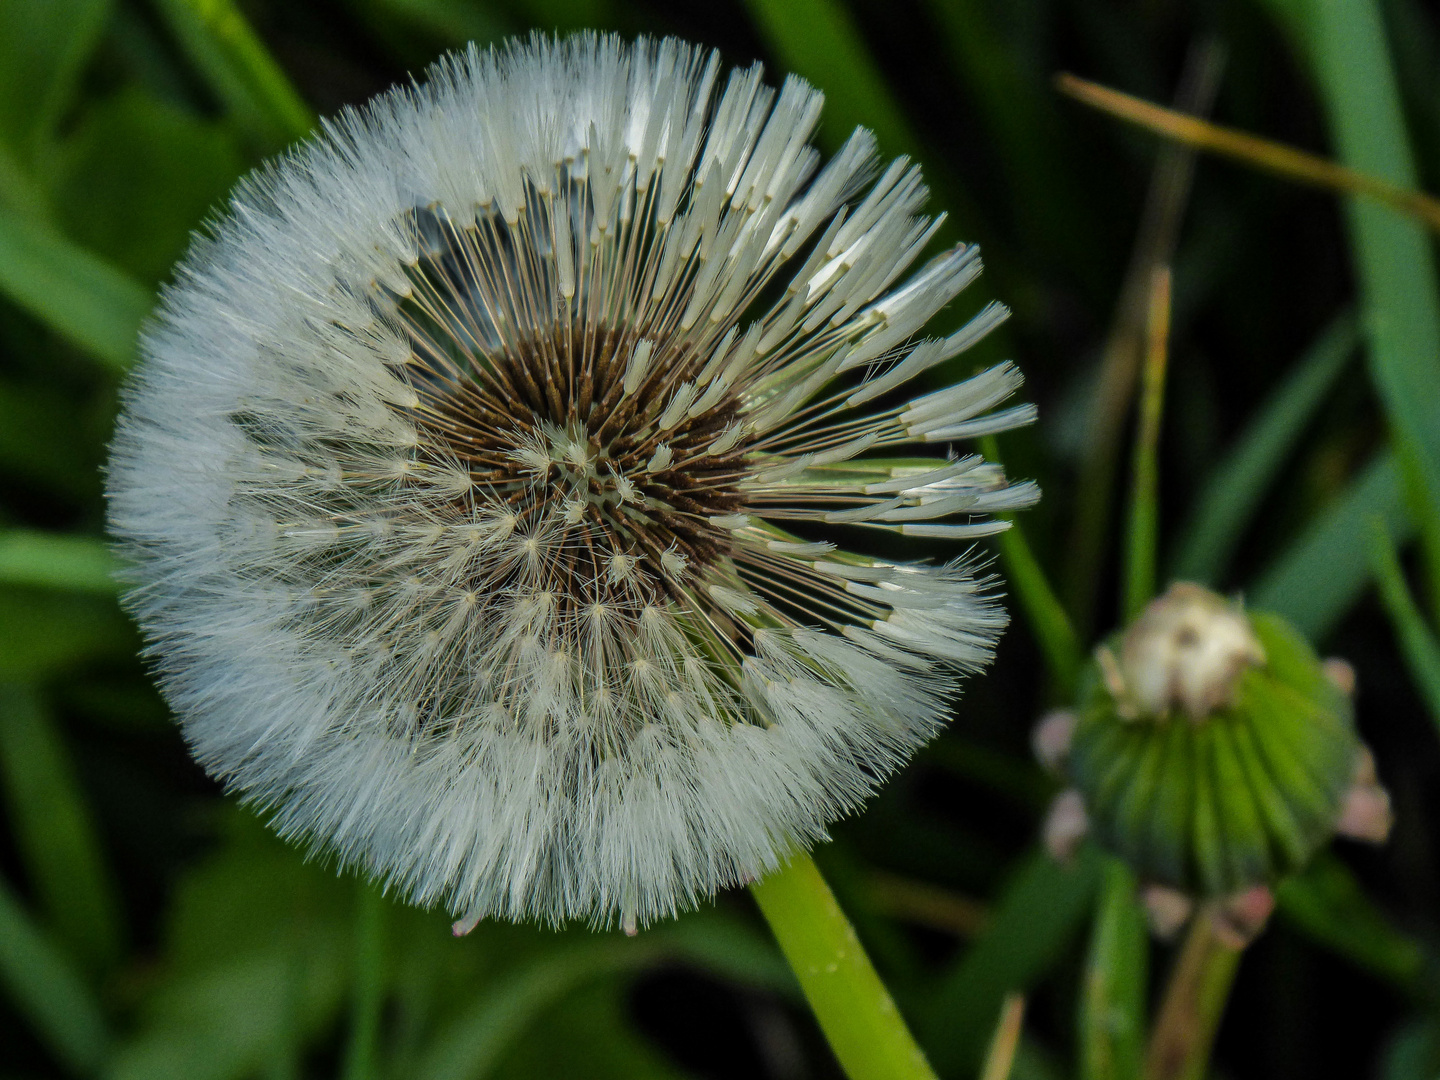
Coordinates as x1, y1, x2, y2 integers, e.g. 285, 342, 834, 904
107, 33, 1038, 930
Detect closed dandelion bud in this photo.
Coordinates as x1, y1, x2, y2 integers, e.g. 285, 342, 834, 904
1060, 583, 1373, 897
107, 34, 1036, 930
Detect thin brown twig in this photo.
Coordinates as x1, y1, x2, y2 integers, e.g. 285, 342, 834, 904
979, 993, 1027, 1080
1123, 265, 1173, 621
1056, 71, 1440, 233
863, 871, 988, 937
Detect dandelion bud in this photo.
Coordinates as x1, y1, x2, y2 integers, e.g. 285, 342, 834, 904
108, 34, 1034, 929
1059, 583, 1382, 899
1106, 582, 1265, 720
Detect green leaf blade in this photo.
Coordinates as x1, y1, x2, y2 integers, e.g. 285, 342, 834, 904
0, 873, 110, 1074
0, 531, 120, 594
1368, 519, 1440, 728
0, 206, 151, 371
0, 684, 124, 969
1250, 452, 1411, 640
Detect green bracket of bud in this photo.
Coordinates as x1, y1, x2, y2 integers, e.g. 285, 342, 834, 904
1066, 589, 1359, 898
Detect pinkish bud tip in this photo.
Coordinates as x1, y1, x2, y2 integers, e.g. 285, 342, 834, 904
1212, 885, 1275, 948
1334, 746, 1393, 844
451, 912, 482, 937
1031, 709, 1077, 772
1042, 789, 1089, 863
1322, 657, 1357, 697
1141, 884, 1194, 940
1336, 784, 1393, 843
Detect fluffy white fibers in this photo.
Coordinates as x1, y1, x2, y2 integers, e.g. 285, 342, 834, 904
107, 33, 1038, 930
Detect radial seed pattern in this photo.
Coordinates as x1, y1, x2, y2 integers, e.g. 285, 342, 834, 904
108, 33, 1038, 928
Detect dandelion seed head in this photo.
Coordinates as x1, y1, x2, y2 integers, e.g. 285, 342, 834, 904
108, 33, 1037, 928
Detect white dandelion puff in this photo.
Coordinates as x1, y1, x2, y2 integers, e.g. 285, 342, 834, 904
106, 33, 1037, 930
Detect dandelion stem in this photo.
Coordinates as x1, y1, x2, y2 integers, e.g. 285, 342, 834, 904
341, 883, 386, 1080
1143, 907, 1242, 1080
1123, 266, 1172, 622
750, 852, 938, 1080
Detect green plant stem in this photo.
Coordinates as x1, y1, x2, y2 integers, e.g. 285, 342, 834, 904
750, 852, 937, 1080
341, 884, 387, 1080
979, 435, 1083, 694
1081, 861, 1147, 1080
998, 517, 1083, 692
1143, 909, 1242, 1080
1123, 266, 1172, 622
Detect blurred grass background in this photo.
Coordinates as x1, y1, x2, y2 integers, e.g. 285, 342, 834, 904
3, 0, 1440, 1077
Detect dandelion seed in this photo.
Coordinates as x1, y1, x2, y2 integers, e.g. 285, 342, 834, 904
107, 33, 1035, 929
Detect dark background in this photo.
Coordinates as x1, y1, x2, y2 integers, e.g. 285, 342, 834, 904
2, 0, 1439, 1077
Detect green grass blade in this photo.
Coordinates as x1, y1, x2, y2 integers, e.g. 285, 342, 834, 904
0, 872, 110, 1074
740, 0, 919, 158
1079, 860, 1146, 1080
1171, 312, 1358, 585
0, 531, 119, 594
152, 0, 314, 148
919, 847, 1103, 1076
0, 205, 151, 371
413, 943, 653, 1080
922, 0, 1097, 270
0, 684, 124, 969
1267, 0, 1440, 551
1397, 451, 1440, 629
1369, 519, 1440, 729
1250, 452, 1411, 640
1275, 854, 1424, 989
0, 0, 112, 163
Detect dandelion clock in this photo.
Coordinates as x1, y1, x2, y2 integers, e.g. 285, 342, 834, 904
107, 33, 1036, 932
